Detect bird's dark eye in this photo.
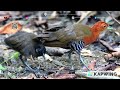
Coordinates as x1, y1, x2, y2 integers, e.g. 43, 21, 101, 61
103, 25, 106, 27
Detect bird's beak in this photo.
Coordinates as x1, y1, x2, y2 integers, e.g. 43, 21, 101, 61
107, 26, 115, 30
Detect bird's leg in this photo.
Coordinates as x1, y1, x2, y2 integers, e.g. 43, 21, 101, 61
67, 50, 72, 63
67, 50, 74, 71
69, 41, 91, 71
19, 55, 43, 77
19, 55, 36, 72
78, 53, 91, 71
37, 54, 46, 70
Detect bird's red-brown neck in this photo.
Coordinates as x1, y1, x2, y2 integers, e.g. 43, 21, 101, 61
83, 26, 102, 45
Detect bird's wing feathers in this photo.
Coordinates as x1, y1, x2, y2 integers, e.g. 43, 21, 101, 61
73, 23, 92, 39
40, 25, 77, 43
37, 22, 92, 47
5, 31, 37, 56
51, 26, 77, 42
36, 25, 77, 47
40, 23, 92, 40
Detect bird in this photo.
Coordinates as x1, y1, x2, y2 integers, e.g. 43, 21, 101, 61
38, 20, 109, 70
4, 31, 46, 77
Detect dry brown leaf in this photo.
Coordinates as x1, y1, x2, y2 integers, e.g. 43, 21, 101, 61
88, 60, 96, 70
0, 21, 22, 34
104, 51, 120, 60
83, 60, 96, 71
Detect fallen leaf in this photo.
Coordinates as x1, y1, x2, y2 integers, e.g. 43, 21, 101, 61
48, 11, 58, 20
83, 60, 96, 71
44, 54, 53, 61
0, 21, 22, 34
88, 60, 96, 70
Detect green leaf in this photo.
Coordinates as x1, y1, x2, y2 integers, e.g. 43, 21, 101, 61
0, 64, 7, 71
10, 52, 20, 60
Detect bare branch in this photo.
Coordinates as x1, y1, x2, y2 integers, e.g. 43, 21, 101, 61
99, 40, 117, 52
106, 11, 120, 25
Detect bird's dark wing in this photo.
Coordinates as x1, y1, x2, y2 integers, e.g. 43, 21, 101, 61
73, 22, 92, 39
4, 31, 39, 57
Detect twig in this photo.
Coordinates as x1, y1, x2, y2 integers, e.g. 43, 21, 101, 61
46, 47, 70, 56
76, 11, 96, 24
42, 73, 76, 79
95, 63, 116, 71
99, 40, 117, 52
106, 11, 120, 25
104, 51, 120, 60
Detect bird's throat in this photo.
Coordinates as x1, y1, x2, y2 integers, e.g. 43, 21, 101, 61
83, 32, 99, 45
83, 25, 102, 45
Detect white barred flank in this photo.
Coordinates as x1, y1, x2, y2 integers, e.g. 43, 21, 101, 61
69, 41, 85, 53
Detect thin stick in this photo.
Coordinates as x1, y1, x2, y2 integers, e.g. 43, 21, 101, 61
106, 11, 120, 25
99, 40, 117, 52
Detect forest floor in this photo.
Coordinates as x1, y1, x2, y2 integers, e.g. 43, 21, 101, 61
0, 11, 120, 79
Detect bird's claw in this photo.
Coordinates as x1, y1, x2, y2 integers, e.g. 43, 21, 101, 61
24, 67, 47, 78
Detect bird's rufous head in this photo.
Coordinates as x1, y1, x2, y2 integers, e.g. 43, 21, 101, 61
91, 21, 109, 33
83, 21, 109, 45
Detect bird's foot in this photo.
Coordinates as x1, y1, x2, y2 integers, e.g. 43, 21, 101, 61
24, 67, 47, 78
